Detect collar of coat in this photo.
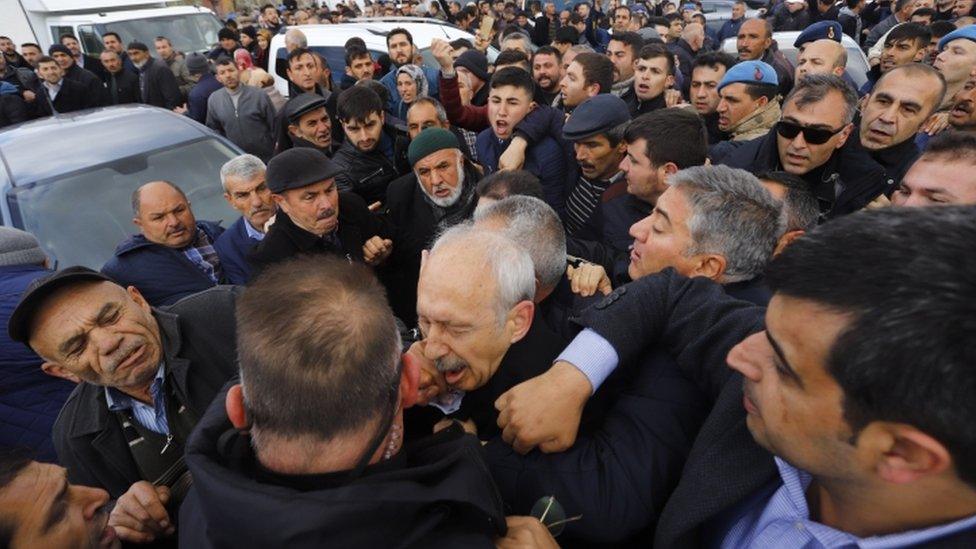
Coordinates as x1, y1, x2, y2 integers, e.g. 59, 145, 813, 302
729, 100, 782, 141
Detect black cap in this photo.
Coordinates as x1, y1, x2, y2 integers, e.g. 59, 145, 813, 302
266, 148, 341, 194
284, 93, 328, 124
8, 266, 114, 344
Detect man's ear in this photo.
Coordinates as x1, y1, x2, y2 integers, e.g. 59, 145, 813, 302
586, 82, 601, 98
41, 362, 81, 384
835, 122, 854, 149
528, 100, 538, 111
287, 122, 301, 138
506, 300, 535, 344
399, 352, 423, 408
666, 74, 675, 89
126, 285, 151, 314
912, 48, 925, 62
225, 384, 250, 431
863, 422, 952, 485
774, 229, 804, 256
132, 215, 142, 229
693, 254, 726, 282
662, 161, 680, 178
756, 95, 769, 108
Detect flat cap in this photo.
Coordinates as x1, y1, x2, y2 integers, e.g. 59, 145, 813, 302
8, 266, 114, 344
408, 127, 459, 167
794, 21, 842, 48
284, 93, 328, 124
938, 24, 976, 51
126, 41, 149, 52
718, 60, 778, 92
562, 94, 631, 142
266, 148, 341, 194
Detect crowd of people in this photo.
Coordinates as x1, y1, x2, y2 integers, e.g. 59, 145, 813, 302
2, 0, 976, 547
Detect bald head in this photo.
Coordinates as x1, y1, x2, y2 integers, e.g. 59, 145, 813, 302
131, 181, 196, 248
796, 39, 847, 80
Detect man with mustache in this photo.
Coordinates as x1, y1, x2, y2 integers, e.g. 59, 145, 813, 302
858, 63, 945, 186
249, 148, 392, 274
562, 94, 630, 237
382, 128, 481, 326
947, 69, 976, 133
275, 93, 335, 157
736, 18, 795, 97
102, 181, 226, 307
709, 61, 782, 164
213, 155, 276, 285
7, 266, 239, 545
531, 46, 563, 105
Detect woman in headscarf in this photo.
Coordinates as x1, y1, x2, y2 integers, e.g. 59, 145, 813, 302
394, 64, 429, 120
235, 48, 286, 111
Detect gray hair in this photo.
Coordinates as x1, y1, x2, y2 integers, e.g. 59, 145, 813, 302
783, 73, 859, 124
430, 223, 536, 320
569, 43, 595, 54
284, 28, 308, 49
409, 97, 448, 123
668, 165, 784, 283
473, 196, 566, 293
219, 154, 266, 192
502, 32, 533, 52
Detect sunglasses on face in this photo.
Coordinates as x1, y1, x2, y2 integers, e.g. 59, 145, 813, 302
775, 120, 846, 145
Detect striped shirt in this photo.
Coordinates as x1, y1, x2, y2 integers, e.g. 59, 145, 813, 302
719, 457, 976, 548
564, 171, 623, 236
105, 364, 168, 435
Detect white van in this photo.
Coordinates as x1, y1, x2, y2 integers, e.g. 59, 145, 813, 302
268, 18, 500, 97
3, 0, 223, 56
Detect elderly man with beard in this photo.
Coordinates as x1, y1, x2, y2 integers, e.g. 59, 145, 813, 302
213, 155, 276, 285
7, 266, 239, 545
249, 148, 391, 275
382, 128, 481, 326
102, 181, 225, 307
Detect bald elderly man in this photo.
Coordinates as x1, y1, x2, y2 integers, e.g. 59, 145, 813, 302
102, 181, 225, 307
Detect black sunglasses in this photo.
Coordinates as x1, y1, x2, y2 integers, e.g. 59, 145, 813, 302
775, 121, 846, 145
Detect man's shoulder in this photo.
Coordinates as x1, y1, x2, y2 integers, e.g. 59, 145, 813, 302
166, 285, 241, 317
214, 217, 246, 246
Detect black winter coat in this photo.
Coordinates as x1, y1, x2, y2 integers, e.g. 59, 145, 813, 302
63, 64, 106, 106
248, 192, 388, 275
102, 69, 141, 105
0, 93, 28, 128
35, 78, 100, 115
180, 394, 507, 548
138, 57, 182, 109
52, 286, 240, 498
718, 128, 891, 218
331, 122, 411, 204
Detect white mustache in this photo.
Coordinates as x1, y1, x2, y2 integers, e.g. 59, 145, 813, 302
103, 340, 144, 374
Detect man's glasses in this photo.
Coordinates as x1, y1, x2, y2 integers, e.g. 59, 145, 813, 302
775, 120, 846, 145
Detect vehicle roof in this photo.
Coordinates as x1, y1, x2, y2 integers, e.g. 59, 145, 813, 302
40, 5, 215, 23
21, 0, 167, 12
0, 105, 216, 186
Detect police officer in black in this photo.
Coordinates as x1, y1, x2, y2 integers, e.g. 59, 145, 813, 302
249, 148, 392, 275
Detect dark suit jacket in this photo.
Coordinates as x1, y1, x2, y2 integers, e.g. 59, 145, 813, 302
139, 57, 182, 109
575, 271, 976, 548
102, 69, 141, 105
36, 78, 99, 115
52, 286, 240, 498
212, 216, 261, 285
63, 64, 107, 107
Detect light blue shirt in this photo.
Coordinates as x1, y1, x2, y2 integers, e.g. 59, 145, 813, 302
242, 217, 266, 242
720, 457, 976, 548
556, 328, 619, 392
105, 364, 169, 435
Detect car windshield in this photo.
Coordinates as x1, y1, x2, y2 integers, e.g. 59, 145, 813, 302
6, 138, 239, 270
95, 14, 223, 55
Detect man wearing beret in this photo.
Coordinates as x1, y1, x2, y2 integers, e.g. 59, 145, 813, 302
275, 92, 335, 156
709, 61, 782, 163
561, 94, 629, 238
934, 25, 976, 109
382, 127, 481, 326
7, 266, 239, 544
249, 148, 393, 275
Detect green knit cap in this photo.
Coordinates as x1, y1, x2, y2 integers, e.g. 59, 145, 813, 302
408, 127, 459, 167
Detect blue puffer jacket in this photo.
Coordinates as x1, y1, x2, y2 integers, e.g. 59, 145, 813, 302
101, 221, 225, 307
0, 264, 75, 462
